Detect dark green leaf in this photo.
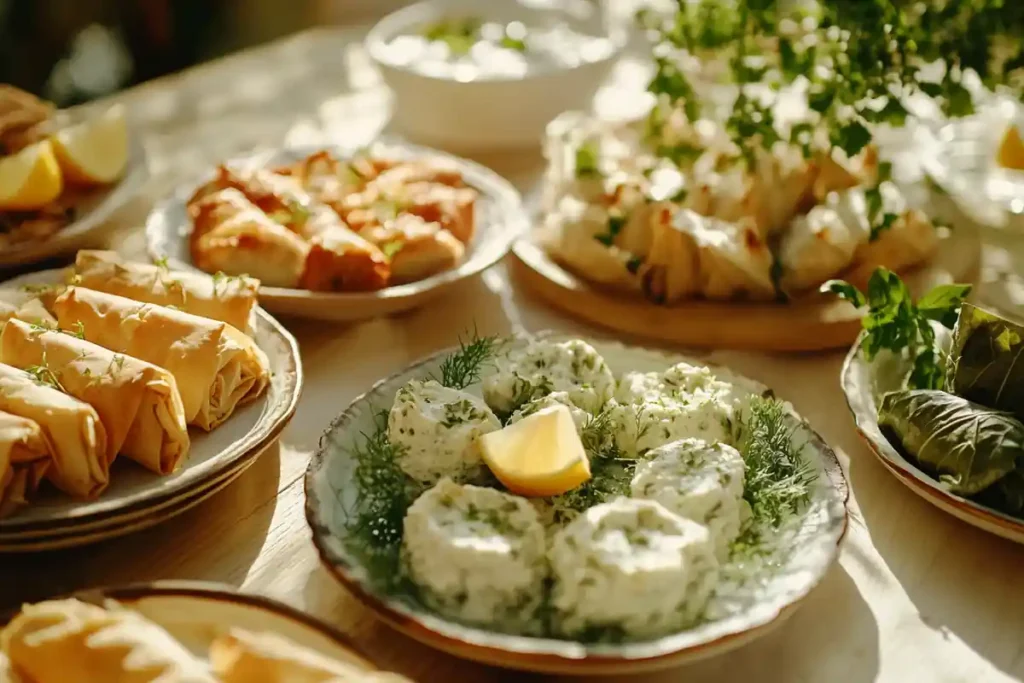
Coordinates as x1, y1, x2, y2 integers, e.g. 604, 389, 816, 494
879, 389, 1024, 495
820, 279, 866, 308
916, 284, 972, 328
833, 120, 873, 157
945, 303, 1024, 422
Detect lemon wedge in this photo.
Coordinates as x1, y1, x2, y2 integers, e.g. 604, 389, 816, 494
997, 124, 1024, 171
0, 139, 64, 211
51, 105, 128, 185
478, 405, 591, 497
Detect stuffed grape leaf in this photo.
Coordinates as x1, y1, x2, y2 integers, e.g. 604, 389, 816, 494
878, 389, 1024, 496
945, 303, 1024, 422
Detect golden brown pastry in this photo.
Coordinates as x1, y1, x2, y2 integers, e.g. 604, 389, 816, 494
52, 287, 269, 431
209, 628, 412, 683
0, 362, 108, 498
69, 250, 259, 333
195, 166, 391, 292
0, 411, 49, 518
1, 599, 217, 683
0, 319, 189, 475
357, 214, 464, 284
189, 188, 310, 289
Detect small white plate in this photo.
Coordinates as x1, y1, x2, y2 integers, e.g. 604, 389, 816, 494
146, 140, 528, 322
840, 334, 1024, 544
2, 581, 383, 674
306, 333, 849, 675
0, 268, 302, 550
0, 134, 148, 270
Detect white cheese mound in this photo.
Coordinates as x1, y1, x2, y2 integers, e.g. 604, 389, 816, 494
507, 391, 590, 433
402, 478, 548, 627
482, 339, 615, 415
388, 379, 501, 484
548, 497, 719, 639
631, 438, 746, 560
606, 397, 732, 459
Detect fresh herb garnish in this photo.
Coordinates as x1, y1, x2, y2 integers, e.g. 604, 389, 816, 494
737, 397, 815, 530
574, 141, 601, 179
594, 213, 626, 247
381, 240, 404, 259
422, 17, 482, 56
433, 329, 504, 390
25, 352, 64, 391
153, 256, 170, 270
70, 321, 85, 339
822, 268, 972, 389
552, 409, 634, 521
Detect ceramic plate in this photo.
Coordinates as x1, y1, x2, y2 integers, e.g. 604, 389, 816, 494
306, 333, 849, 675
840, 334, 1024, 544
1, 581, 382, 674
0, 134, 148, 270
145, 140, 528, 321
0, 268, 302, 550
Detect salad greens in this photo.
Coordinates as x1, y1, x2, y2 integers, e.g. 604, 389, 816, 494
822, 268, 971, 390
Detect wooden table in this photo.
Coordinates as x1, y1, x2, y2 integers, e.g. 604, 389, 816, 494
3, 27, 1024, 683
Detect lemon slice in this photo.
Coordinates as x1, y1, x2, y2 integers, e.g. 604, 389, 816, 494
478, 405, 591, 497
51, 105, 128, 185
0, 140, 64, 211
997, 124, 1024, 171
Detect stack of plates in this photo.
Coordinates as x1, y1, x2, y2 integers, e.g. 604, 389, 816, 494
0, 269, 302, 552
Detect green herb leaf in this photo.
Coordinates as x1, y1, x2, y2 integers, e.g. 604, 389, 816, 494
820, 279, 866, 309
574, 141, 601, 179
433, 329, 504, 390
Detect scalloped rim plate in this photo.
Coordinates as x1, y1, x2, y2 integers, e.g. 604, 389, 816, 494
0, 268, 303, 546
305, 332, 849, 675
840, 333, 1024, 544
145, 139, 529, 321
1, 580, 383, 674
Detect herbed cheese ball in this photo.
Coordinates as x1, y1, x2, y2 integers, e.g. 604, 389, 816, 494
483, 339, 615, 415
402, 478, 548, 628
388, 379, 500, 484
605, 395, 732, 459
630, 438, 746, 560
548, 497, 719, 639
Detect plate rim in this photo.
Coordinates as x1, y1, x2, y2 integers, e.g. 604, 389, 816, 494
0, 268, 304, 534
144, 139, 529, 306
0, 135, 150, 269
839, 333, 1024, 542
1, 579, 380, 672
305, 332, 850, 672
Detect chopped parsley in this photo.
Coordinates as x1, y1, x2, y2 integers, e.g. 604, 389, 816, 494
574, 141, 601, 179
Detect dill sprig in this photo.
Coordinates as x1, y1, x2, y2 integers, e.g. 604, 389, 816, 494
552, 408, 635, 519
737, 397, 815, 529
343, 410, 423, 587
433, 329, 504, 390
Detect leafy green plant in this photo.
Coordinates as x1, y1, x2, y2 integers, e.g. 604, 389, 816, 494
822, 268, 971, 389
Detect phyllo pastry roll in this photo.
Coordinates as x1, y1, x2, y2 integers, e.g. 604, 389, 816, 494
189, 187, 310, 288
0, 363, 109, 497
209, 628, 411, 683
0, 319, 190, 475
0, 290, 57, 327
52, 287, 269, 431
0, 411, 49, 517
69, 250, 259, 334
0, 599, 217, 683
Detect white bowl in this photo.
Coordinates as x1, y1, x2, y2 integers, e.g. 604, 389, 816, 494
366, 0, 625, 153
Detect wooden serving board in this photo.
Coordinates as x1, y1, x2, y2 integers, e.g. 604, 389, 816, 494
510, 226, 983, 352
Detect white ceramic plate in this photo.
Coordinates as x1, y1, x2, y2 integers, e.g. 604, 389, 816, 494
0, 268, 303, 550
305, 333, 849, 675
1, 581, 383, 675
0, 134, 148, 270
840, 334, 1024, 544
145, 140, 528, 322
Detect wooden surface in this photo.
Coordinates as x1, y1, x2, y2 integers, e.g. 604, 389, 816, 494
3, 26, 1024, 683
